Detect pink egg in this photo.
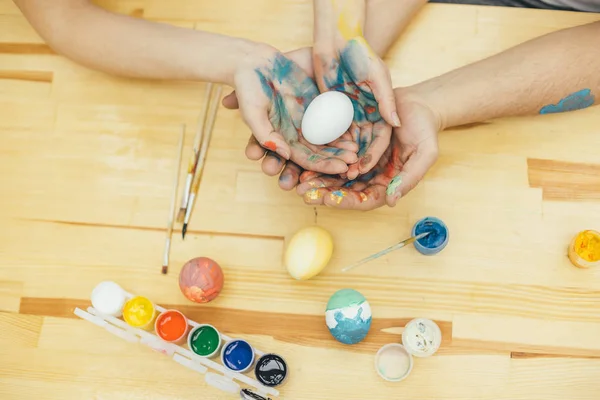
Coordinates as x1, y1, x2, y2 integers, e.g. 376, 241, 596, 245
179, 257, 224, 303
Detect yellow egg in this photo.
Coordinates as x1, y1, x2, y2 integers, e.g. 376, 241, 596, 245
284, 226, 334, 280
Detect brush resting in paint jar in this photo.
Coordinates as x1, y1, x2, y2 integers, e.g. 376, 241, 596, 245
412, 217, 449, 256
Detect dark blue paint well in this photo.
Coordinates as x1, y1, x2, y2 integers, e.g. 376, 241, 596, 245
412, 217, 449, 256
222, 340, 254, 372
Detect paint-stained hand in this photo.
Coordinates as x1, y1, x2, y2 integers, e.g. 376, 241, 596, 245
232, 45, 359, 175
296, 89, 440, 210
313, 37, 400, 180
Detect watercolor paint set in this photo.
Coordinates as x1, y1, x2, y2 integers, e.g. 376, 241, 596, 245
74, 281, 286, 399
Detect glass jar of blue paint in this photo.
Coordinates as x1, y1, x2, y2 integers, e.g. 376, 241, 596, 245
411, 217, 449, 256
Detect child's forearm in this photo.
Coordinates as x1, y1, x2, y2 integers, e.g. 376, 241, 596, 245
313, 0, 366, 52
412, 21, 600, 129
364, 0, 427, 57
15, 0, 262, 85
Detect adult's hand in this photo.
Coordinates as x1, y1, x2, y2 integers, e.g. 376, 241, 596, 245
296, 88, 440, 210
232, 44, 359, 175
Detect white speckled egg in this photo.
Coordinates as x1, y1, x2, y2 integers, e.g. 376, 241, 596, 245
301, 91, 354, 145
284, 226, 334, 280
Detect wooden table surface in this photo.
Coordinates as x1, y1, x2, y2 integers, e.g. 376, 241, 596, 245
2, 1, 600, 399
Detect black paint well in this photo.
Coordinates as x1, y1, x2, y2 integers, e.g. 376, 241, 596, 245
254, 353, 288, 387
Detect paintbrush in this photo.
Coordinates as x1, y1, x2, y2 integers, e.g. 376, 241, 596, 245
162, 124, 186, 275
341, 231, 431, 273
182, 85, 222, 239
177, 83, 214, 224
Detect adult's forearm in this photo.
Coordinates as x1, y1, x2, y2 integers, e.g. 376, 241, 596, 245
412, 21, 600, 129
14, 0, 259, 85
364, 0, 427, 57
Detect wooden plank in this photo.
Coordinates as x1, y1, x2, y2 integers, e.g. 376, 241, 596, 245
0, 312, 43, 348
453, 314, 600, 357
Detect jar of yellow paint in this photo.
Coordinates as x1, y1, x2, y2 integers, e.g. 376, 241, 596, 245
568, 230, 600, 269
122, 296, 157, 330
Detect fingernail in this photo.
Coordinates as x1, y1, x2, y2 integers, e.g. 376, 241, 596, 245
277, 148, 290, 160
386, 174, 402, 197
391, 111, 401, 127
359, 155, 372, 170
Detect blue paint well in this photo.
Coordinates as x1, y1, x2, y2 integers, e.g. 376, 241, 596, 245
222, 340, 254, 372
411, 216, 449, 256
540, 89, 595, 114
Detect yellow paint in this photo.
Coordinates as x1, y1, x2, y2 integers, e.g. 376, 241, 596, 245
359, 192, 368, 203
123, 296, 157, 329
333, 0, 363, 41
330, 189, 348, 205
305, 188, 323, 202
284, 226, 334, 280
568, 230, 600, 268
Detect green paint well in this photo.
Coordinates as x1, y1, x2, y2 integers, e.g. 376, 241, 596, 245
189, 325, 220, 357
326, 288, 366, 311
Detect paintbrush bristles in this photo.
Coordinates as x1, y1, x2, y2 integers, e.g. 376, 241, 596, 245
162, 124, 186, 275
177, 83, 214, 223
182, 85, 223, 239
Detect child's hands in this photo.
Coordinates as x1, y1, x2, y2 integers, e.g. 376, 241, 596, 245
231, 45, 358, 175
313, 37, 400, 180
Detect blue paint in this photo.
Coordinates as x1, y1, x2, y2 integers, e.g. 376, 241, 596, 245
540, 89, 595, 114
322, 147, 346, 156
411, 216, 449, 256
221, 340, 254, 372
254, 53, 320, 145
326, 289, 372, 345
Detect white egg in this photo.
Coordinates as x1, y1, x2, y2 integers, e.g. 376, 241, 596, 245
301, 91, 354, 145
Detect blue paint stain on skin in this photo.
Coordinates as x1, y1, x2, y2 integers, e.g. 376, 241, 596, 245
357, 135, 369, 156
222, 340, 254, 372
343, 180, 357, 187
357, 170, 377, 182
322, 148, 345, 156
540, 89, 595, 114
412, 216, 449, 256
254, 53, 321, 144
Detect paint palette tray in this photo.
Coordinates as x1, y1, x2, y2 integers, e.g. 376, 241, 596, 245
74, 282, 281, 398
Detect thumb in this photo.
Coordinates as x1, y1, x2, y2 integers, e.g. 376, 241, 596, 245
240, 105, 291, 160
370, 63, 401, 128
221, 90, 239, 109
385, 146, 438, 207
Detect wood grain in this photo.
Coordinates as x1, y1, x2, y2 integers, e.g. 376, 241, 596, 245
1, 0, 600, 399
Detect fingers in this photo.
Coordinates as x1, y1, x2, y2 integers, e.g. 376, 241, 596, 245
279, 161, 302, 191
245, 136, 267, 161
359, 120, 392, 175
262, 151, 286, 176
303, 186, 386, 211
369, 62, 401, 128
240, 105, 291, 160
222, 90, 239, 109
288, 142, 349, 175
346, 164, 360, 180
385, 141, 439, 207
297, 175, 346, 196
